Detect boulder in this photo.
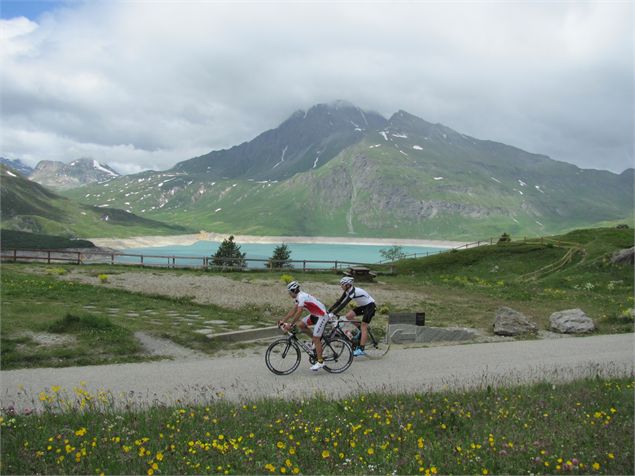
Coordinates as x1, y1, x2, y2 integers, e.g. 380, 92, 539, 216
611, 247, 634, 265
493, 307, 538, 336
549, 309, 595, 334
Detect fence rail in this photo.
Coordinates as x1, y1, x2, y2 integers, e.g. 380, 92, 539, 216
0, 248, 368, 272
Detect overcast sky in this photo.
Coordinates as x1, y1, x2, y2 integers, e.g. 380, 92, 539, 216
1, 0, 633, 175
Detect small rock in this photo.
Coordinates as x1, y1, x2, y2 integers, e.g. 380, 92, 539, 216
549, 309, 595, 334
493, 307, 538, 336
611, 247, 634, 265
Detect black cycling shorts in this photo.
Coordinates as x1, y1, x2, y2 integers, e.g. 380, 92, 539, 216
353, 302, 376, 324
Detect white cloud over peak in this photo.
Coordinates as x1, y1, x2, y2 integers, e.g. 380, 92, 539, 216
1, 1, 632, 173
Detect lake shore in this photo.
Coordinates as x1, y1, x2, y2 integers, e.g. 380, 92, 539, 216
88, 232, 468, 250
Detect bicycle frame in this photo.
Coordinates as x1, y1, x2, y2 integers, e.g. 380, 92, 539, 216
326, 316, 390, 359
265, 324, 354, 375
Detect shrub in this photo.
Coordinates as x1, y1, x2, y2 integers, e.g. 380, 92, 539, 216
280, 274, 294, 284
48, 267, 67, 276
49, 314, 116, 333
497, 232, 512, 244
380, 245, 406, 262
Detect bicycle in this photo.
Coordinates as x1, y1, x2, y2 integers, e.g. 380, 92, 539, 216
265, 324, 354, 375
326, 316, 390, 359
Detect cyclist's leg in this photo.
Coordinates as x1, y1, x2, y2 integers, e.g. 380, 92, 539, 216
359, 303, 376, 348
298, 315, 317, 337
312, 313, 329, 363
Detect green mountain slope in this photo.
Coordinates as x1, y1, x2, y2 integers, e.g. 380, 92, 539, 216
0, 165, 192, 238
60, 103, 633, 240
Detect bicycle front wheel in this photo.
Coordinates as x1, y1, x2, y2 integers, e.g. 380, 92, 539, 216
322, 337, 353, 374
364, 333, 390, 359
265, 338, 301, 375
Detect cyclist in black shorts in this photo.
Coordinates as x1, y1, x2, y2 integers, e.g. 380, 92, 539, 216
328, 276, 376, 356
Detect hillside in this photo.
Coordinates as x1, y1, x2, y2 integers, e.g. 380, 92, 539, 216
59, 102, 633, 240
0, 165, 192, 238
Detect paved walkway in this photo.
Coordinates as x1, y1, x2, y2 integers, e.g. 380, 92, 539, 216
1, 334, 633, 411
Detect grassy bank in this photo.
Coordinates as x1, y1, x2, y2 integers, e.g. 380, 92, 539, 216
0, 265, 264, 369
1, 377, 632, 475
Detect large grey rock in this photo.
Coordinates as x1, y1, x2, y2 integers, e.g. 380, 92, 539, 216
611, 247, 634, 265
493, 307, 538, 336
549, 309, 595, 334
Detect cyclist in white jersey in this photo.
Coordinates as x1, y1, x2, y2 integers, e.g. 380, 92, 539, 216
279, 281, 329, 371
328, 276, 376, 356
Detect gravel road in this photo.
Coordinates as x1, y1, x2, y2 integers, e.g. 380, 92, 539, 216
1, 333, 632, 412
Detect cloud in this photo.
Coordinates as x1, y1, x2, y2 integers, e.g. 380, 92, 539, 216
1, 1, 632, 173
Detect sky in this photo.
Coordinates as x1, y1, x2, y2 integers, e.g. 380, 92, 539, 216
0, 0, 633, 175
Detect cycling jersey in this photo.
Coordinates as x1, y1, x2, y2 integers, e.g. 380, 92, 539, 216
295, 291, 327, 316
295, 291, 329, 337
329, 286, 375, 315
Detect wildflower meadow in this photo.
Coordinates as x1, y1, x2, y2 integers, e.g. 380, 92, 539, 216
1, 377, 632, 475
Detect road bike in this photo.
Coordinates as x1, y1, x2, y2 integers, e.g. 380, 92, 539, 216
265, 325, 353, 375
326, 316, 390, 359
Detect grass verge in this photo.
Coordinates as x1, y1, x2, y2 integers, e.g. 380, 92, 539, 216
1, 377, 632, 475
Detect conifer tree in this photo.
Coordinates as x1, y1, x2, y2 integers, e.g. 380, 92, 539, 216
211, 235, 246, 268
268, 243, 292, 269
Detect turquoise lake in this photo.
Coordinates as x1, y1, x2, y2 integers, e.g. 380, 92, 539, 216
119, 241, 447, 268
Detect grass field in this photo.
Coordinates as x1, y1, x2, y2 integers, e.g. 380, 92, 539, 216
1, 377, 632, 475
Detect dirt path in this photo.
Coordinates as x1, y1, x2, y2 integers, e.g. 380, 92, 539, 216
1, 333, 632, 412
134, 332, 207, 360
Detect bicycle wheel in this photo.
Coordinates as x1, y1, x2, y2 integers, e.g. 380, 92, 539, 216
364, 331, 390, 359
265, 338, 301, 375
322, 337, 353, 374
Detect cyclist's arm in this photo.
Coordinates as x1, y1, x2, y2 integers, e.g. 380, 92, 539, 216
329, 292, 352, 316
280, 305, 302, 327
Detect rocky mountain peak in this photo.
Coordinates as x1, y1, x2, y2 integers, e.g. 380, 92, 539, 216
0, 157, 34, 176
29, 158, 120, 190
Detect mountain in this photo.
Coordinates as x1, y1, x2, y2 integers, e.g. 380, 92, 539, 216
0, 157, 34, 176
60, 102, 634, 240
174, 100, 387, 181
0, 165, 191, 238
29, 158, 120, 190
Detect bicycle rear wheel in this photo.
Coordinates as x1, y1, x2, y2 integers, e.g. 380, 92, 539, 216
265, 338, 301, 375
364, 331, 390, 359
322, 337, 353, 373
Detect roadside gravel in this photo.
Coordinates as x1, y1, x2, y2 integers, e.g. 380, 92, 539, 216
59, 269, 426, 310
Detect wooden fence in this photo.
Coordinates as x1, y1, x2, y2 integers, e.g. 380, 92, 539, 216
3, 236, 537, 270
0, 248, 368, 272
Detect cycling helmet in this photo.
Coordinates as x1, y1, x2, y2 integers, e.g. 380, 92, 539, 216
339, 276, 354, 286
287, 281, 300, 293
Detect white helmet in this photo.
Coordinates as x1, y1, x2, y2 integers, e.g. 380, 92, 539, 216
287, 281, 300, 293
339, 276, 354, 286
